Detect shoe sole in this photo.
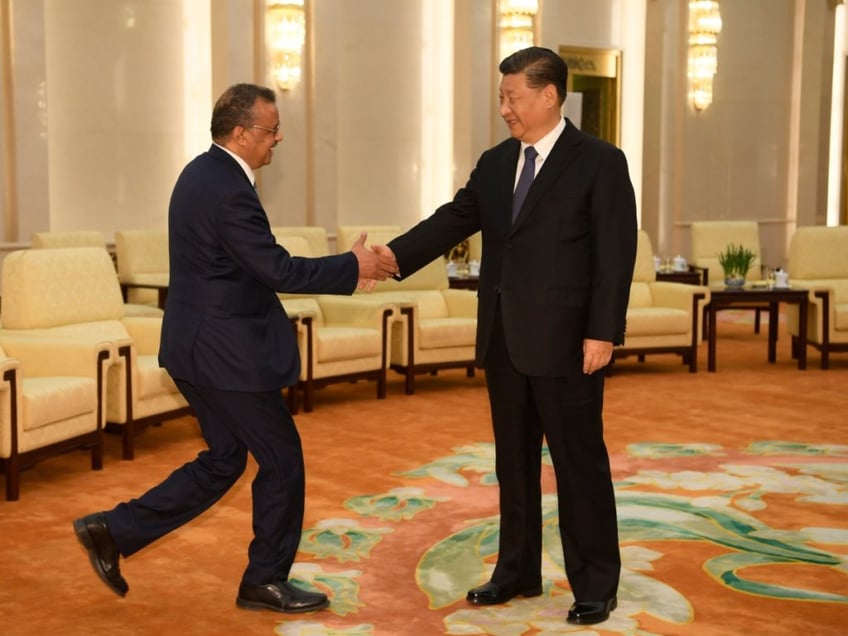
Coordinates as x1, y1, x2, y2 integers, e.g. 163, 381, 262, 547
566, 598, 618, 625
466, 586, 544, 605
235, 597, 330, 614
72, 518, 128, 597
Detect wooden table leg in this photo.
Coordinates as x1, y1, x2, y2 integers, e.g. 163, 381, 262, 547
707, 302, 717, 372
767, 301, 778, 363
797, 297, 807, 370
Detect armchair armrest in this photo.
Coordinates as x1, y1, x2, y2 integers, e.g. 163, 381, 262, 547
0, 334, 111, 379
317, 296, 397, 327
442, 289, 478, 317
121, 316, 163, 354
650, 282, 710, 310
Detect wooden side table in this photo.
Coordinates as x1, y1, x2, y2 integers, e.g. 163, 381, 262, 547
448, 276, 479, 291
705, 287, 808, 371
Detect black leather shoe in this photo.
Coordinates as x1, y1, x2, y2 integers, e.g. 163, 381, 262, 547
236, 580, 329, 613
72, 512, 128, 597
466, 581, 543, 605
566, 597, 617, 624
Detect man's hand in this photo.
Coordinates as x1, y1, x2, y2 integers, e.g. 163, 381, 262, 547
583, 338, 613, 374
351, 232, 398, 289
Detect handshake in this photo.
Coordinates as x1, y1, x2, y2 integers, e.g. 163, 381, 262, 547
350, 232, 400, 291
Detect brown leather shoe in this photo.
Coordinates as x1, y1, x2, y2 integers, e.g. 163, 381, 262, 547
566, 597, 617, 624
466, 581, 543, 605
73, 512, 128, 597
236, 580, 329, 613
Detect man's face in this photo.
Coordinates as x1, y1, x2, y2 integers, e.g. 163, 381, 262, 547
238, 99, 283, 169
498, 72, 559, 144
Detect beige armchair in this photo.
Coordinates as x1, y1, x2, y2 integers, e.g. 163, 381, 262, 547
273, 229, 395, 412
0, 247, 190, 460
690, 220, 765, 332
115, 229, 169, 309
283, 296, 395, 413
0, 334, 111, 500
337, 225, 477, 394
616, 231, 710, 372
785, 226, 848, 369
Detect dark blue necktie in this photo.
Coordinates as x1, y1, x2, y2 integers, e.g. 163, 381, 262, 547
511, 145, 538, 222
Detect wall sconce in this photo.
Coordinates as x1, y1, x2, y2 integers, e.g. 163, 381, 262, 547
687, 0, 722, 112
498, 0, 539, 60
267, 0, 305, 91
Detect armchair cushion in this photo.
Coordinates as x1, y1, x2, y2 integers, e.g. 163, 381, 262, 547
23, 376, 97, 432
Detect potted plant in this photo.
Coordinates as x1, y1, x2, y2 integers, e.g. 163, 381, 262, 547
718, 243, 756, 288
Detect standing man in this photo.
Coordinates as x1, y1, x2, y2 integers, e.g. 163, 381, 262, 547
73, 83, 397, 614
381, 47, 636, 625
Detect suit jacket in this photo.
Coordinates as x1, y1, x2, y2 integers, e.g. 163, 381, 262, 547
159, 145, 358, 391
388, 119, 637, 377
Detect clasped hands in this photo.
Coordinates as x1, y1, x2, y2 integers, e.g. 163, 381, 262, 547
351, 232, 399, 291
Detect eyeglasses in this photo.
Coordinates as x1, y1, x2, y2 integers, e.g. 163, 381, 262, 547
245, 123, 280, 136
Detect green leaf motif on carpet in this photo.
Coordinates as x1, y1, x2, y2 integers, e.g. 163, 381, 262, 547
744, 441, 848, 457
273, 621, 375, 636
344, 486, 447, 521
626, 442, 725, 458
299, 518, 393, 563
397, 442, 551, 486
288, 563, 366, 618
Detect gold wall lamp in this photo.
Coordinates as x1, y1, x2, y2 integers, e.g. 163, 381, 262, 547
688, 0, 722, 112
267, 0, 305, 91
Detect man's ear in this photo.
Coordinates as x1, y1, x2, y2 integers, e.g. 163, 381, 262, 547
543, 84, 558, 108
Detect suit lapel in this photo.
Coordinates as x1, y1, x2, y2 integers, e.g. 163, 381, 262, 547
510, 120, 583, 231
498, 140, 521, 236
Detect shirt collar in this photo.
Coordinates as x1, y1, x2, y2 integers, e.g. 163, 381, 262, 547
520, 117, 566, 161
214, 142, 256, 187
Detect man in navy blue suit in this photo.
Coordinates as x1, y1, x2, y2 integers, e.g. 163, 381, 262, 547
73, 83, 398, 613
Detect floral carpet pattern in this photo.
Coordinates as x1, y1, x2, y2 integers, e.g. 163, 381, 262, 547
279, 441, 848, 635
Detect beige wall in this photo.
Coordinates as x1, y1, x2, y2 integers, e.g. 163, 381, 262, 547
0, 0, 844, 276
642, 0, 837, 269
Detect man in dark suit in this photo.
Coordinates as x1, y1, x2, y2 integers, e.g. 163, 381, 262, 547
381, 47, 637, 625
72, 83, 397, 614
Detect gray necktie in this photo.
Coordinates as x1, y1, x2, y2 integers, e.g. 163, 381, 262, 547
511, 146, 538, 222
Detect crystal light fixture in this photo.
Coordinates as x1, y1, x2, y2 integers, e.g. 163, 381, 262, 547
687, 0, 722, 112
267, 0, 305, 91
499, 0, 539, 60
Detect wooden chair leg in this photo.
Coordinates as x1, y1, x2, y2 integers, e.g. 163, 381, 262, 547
91, 431, 104, 471
377, 369, 387, 399
4, 458, 20, 501
303, 379, 314, 413
122, 423, 135, 461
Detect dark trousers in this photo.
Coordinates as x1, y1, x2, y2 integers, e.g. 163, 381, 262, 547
484, 303, 620, 601
104, 380, 305, 586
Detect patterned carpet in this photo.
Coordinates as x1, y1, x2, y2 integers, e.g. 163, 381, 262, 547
0, 311, 845, 635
